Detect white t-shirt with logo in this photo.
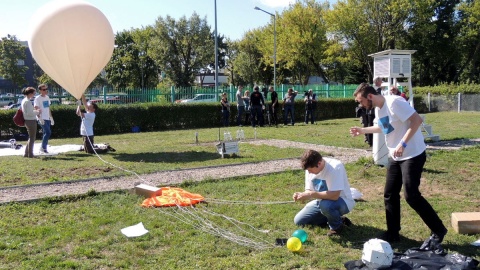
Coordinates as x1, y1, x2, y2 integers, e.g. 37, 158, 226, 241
34, 95, 51, 120
376, 95, 426, 161
304, 157, 355, 211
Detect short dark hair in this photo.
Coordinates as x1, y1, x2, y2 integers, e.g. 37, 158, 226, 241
353, 83, 377, 98
254, 86, 259, 91
22, 87, 36, 96
38, 84, 47, 91
300, 149, 323, 170
91, 103, 98, 111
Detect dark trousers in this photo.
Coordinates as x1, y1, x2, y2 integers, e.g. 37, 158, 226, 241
251, 105, 263, 127
384, 151, 447, 236
221, 110, 230, 127
359, 108, 373, 146
83, 135, 95, 154
284, 104, 295, 125
269, 105, 279, 125
305, 108, 315, 124
236, 105, 244, 126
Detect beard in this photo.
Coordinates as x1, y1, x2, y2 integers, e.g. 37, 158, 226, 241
365, 99, 373, 110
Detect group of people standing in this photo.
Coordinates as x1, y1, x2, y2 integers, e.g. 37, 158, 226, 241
292, 80, 446, 254
221, 86, 318, 127
19, 84, 98, 158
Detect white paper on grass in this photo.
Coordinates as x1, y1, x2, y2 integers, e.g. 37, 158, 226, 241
350, 188, 363, 200
121, 222, 149, 237
472, 239, 480, 246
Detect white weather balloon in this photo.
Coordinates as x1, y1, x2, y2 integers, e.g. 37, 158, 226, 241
28, 0, 114, 99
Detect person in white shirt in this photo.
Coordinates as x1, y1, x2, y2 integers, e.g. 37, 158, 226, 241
236, 86, 245, 126
76, 94, 98, 154
34, 84, 54, 153
21, 87, 41, 158
293, 149, 355, 236
349, 83, 447, 253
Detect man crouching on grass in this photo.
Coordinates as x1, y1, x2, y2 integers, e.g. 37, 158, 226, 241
293, 149, 355, 236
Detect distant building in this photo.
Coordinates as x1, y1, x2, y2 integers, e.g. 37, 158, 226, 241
195, 69, 228, 86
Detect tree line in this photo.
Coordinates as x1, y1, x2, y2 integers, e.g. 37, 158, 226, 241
1, 0, 479, 90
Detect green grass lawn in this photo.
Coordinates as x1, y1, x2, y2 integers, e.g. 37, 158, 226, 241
0, 111, 479, 269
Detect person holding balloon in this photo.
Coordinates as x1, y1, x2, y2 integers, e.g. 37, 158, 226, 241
76, 94, 98, 154
34, 84, 54, 153
293, 149, 355, 236
21, 87, 42, 158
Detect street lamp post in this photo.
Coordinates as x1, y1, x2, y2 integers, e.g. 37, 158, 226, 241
254, 6, 276, 91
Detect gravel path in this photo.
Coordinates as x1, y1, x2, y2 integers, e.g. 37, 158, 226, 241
0, 138, 478, 204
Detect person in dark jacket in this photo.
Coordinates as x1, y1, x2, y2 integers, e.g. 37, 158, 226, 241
250, 86, 265, 127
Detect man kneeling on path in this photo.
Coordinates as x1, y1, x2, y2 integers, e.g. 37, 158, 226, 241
293, 149, 355, 236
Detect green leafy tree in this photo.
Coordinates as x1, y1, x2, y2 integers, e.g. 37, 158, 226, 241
325, 0, 413, 82
233, 30, 265, 87
454, 0, 480, 83
0, 35, 28, 87
224, 38, 240, 85
149, 12, 214, 87
274, 0, 329, 84
105, 28, 158, 89
131, 27, 159, 89
400, 0, 461, 86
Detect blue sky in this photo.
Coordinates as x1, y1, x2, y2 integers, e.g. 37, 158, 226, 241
0, 0, 310, 42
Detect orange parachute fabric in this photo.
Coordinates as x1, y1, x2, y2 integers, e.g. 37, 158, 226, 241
141, 187, 205, 208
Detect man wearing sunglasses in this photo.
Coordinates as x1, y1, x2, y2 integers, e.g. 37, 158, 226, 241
34, 84, 55, 153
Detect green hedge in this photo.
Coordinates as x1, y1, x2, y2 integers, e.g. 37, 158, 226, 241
0, 96, 429, 139
414, 82, 480, 95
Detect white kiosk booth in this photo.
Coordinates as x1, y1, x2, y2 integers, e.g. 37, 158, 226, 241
368, 49, 416, 166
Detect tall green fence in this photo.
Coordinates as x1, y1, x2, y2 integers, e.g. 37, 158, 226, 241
0, 84, 358, 105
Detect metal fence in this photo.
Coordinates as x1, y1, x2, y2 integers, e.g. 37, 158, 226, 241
423, 93, 480, 112
0, 84, 359, 106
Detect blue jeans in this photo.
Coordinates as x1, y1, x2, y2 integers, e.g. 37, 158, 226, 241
237, 105, 244, 126
39, 119, 51, 150
294, 198, 349, 230
284, 104, 295, 125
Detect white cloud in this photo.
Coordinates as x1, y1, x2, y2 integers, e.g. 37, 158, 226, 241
259, 0, 295, 8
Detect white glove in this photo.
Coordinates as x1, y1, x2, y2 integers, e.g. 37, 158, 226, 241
50, 117, 54, 126
76, 100, 82, 106
37, 116, 44, 126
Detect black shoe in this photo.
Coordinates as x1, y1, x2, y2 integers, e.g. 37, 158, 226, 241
420, 231, 447, 255
342, 216, 353, 227
327, 224, 344, 236
377, 231, 400, 243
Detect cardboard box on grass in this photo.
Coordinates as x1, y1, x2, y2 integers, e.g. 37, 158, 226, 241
451, 212, 480, 234
134, 184, 162, 198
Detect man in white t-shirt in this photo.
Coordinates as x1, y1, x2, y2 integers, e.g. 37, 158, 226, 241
293, 149, 355, 236
34, 84, 54, 153
350, 83, 447, 253
236, 86, 245, 126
